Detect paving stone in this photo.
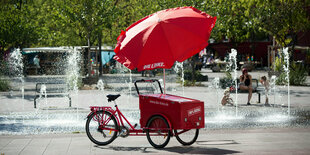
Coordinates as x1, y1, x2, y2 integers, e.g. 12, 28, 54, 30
1, 138, 31, 155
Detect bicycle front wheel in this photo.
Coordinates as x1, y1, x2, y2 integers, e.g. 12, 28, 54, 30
146, 115, 171, 148
86, 111, 118, 145
174, 129, 199, 145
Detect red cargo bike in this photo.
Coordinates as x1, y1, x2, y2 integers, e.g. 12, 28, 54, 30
85, 79, 205, 148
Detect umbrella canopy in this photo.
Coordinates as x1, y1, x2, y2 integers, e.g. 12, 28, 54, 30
114, 6, 216, 71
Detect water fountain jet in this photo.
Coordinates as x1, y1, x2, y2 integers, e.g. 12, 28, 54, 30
174, 62, 185, 96
227, 49, 238, 116
270, 75, 277, 106
282, 47, 290, 116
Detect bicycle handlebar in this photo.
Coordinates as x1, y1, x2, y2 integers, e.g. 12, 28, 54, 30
134, 79, 163, 95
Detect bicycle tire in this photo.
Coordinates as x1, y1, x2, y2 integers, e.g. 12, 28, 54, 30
146, 115, 171, 148
86, 111, 118, 145
174, 129, 199, 145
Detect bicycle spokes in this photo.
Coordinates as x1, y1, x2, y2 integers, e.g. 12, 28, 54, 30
86, 111, 118, 145
146, 115, 171, 148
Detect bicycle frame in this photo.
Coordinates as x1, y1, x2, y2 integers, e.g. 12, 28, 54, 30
86, 79, 201, 148
89, 102, 171, 137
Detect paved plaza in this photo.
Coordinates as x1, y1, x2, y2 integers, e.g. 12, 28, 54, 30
1, 128, 310, 155
0, 69, 310, 154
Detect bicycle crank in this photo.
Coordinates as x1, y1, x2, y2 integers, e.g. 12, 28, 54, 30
119, 126, 130, 138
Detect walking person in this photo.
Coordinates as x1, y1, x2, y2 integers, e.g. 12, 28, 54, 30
239, 68, 253, 105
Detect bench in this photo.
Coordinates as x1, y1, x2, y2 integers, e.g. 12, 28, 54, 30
34, 82, 71, 108
230, 79, 261, 103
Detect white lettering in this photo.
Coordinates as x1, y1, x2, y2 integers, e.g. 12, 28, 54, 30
143, 62, 164, 70
188, 107, 201, 116
143, 64, 151, 70
150, 100, 168, 106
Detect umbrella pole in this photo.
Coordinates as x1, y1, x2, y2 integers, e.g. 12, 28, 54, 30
163, 69, 166, 94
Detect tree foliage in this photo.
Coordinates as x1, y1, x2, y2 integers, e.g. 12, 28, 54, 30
0, 0, 309, 52
0, 0, 39, 49
255, 0, 310, 47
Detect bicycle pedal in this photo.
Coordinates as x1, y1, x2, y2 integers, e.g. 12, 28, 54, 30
134, 123, 138, 128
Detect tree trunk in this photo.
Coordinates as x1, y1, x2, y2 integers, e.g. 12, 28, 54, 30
87, 35, 91, 76
191, 57, 196, 82
98, 34, 103, 76
250, 31, 255, 61
290, 32, 297, 61
0, 47, 3, 63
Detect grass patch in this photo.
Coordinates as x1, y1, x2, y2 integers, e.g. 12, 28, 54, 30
0, 77, 10, 91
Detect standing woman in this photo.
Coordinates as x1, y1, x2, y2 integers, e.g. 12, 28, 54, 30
239, 68, 252, 105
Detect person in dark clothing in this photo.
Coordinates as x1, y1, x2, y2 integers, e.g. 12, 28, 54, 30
239, 68, 252, 105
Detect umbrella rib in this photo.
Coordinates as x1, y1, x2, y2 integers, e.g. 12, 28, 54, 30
136, 24, 158, 70
158, 22, 175, 64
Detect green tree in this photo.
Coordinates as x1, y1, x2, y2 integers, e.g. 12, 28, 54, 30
1, 0, 309, 76
204, 0, 267, 45
255, 0, 310, 48
0, 0, 40, 50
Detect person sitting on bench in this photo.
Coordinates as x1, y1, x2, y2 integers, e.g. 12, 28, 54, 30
239, 68, 252, 105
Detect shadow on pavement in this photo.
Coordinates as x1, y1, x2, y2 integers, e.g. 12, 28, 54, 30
164, 146, 240, 154
95, 145, 241, 154
196, 140, 239, 145
94, 146, 156, 153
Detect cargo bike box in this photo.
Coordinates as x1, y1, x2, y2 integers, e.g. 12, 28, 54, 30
135, 79, 204, 130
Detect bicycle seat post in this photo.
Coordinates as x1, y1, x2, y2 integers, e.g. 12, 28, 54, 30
113, 100, 118, 107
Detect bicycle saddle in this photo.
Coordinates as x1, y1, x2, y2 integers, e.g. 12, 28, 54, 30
107, 94, 121, 102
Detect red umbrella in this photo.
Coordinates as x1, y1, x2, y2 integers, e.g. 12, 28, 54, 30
114, 6, 216, 71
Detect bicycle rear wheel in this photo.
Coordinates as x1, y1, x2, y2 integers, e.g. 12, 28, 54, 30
174, 129, 199, 145
146, 115, 171, 148
86, 111, 118, 145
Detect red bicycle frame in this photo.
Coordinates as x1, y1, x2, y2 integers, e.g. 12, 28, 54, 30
89, 103, 171, 136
